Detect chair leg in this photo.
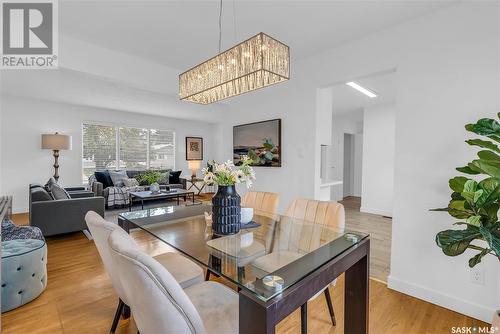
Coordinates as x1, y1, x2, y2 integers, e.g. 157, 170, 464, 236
110, 299, 124, 334
301, 303, 307, 334
205, 269, 211, 281
324, 288, 337, 326
122, 304, 131, 319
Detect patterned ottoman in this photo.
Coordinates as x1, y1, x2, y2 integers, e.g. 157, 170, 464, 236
1, 239, 47, 312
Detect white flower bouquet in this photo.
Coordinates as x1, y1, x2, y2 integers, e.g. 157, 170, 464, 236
202, 156, 256, 188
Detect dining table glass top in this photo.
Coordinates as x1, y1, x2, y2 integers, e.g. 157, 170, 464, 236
119, 204, 368, 301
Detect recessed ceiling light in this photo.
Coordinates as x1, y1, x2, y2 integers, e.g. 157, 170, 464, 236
346, 81, 377, 98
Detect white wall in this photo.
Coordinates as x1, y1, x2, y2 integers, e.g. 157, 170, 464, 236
361, 104, 395, 216
330, 114, 363, 201
1, 95, 216, 213
215, 2, 499, 322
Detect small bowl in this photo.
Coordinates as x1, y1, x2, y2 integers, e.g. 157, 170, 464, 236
240, 207, 254, 224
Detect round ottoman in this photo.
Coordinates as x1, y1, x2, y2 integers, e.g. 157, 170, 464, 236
1, 239, 47, 312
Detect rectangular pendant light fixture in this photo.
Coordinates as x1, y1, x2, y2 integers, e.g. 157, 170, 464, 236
179, 32, 290, 104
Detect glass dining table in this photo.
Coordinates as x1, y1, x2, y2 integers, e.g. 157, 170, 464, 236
118, 204, 370, 334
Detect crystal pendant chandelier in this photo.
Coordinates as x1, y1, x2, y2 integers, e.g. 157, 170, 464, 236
179, 2, 290, 104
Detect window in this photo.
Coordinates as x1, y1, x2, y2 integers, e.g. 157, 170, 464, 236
82, 123, 175, 183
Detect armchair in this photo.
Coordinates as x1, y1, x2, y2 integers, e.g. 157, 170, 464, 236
29, 184, 105, 236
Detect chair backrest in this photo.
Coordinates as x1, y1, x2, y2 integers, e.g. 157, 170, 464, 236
279, 199, 346, 253
85, 211, 139, 305
284, 198, 345, 228
241, 191, 280, 218
108, 228, 206, 334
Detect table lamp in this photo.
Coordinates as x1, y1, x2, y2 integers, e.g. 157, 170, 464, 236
188, 160, 202, 179
41, 132, 72, 182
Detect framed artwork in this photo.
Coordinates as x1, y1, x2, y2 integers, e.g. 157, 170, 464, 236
233, 119, 281, 167
186, 137, 203, 160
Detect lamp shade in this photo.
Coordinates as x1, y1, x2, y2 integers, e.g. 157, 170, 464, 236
188, 160, 202, 171
41, 133, 72, 150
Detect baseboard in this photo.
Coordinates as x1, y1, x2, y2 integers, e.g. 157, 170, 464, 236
360, 206, 392, 217
388, 275, 494, 323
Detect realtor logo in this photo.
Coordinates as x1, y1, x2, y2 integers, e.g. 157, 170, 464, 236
1, 0, 58, 69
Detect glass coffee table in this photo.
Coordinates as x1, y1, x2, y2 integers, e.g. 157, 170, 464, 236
119, 204, 370, 334
128, 189, 196, 211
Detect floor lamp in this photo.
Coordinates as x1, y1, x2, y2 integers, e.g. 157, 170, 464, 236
41, 132, 72, 182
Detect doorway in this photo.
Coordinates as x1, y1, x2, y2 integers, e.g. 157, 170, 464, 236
343, 133, 354, 197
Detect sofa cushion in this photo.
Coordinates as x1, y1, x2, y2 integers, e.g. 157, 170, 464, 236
123, 178, 139, 187
95, 170, 113, 188
109, 170, 128, 187
49, 183, 71, 200
169, 170, 182, 184
44, 177, 56, 192
30, 187, 52, 202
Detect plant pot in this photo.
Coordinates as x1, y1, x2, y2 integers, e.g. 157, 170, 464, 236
150, 182, 160, 194
211, 185, 241, 235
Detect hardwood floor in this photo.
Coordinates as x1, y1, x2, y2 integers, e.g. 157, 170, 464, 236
2, 198, 488, 333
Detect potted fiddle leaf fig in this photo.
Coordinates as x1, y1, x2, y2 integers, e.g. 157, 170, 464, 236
433, 114, 500, 268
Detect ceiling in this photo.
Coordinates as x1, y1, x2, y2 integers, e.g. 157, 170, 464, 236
331, 71, 396, 115
60, 0, 456, 70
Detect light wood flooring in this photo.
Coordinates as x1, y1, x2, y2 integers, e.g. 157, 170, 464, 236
2, 197, 488, 333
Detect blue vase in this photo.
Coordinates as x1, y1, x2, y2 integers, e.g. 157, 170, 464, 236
212, 185, 241, 235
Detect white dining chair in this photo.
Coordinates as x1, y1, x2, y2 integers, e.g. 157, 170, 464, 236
252, 198, 345, 333
108, 227, 239, 334
85, 211, 204, 334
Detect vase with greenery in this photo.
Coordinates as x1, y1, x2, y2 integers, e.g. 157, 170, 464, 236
433, 114, 500, 268
202, 156, 255, 235
136, 170, 167, 193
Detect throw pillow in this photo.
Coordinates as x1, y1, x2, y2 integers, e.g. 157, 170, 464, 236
158, 171, 170, 185
50, 182, 71, 200
169, 170, 182, 184
123, 178, 139, 188
44, 177, 56, 192
95, 170, 114, 188
109, 170, 128, 187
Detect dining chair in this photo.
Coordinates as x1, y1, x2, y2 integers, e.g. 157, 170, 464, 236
108, 227, 239, 334
286, 198, 344, 331
241, 191, 280, 219
85, 211, 204, 334
252, 198, 345, 333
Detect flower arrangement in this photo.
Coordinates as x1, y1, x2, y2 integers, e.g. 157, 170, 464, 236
202, 156, 256, 188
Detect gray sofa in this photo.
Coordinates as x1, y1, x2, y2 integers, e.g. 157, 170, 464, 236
89, 169, 186, 208
29, 184, 105, 236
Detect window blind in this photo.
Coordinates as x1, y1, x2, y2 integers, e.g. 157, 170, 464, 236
82, 123, 117, 183
82, 123, 176, 183
119, 127, 148, 170
149, 129, 175, 169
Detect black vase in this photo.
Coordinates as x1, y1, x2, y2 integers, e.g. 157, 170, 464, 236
212, 185, 241, 235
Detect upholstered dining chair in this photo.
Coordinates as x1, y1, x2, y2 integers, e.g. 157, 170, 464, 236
286, 198, 344, 331
85, 211, 204, 334
241, 191, 280, 219
252, 198, 345, 333
108, 227, 239, 334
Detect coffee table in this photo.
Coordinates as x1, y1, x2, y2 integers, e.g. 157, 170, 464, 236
128, 189, 195, 211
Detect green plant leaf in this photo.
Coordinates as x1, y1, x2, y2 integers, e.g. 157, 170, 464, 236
479, 203, 499, 222
435, 228, 481, 256
465, 118, 500, 138
466, 139, 500, 153
477, 150, 500, 162
470, 159, 500, 178
456, 166, 480, 175
449, 176, 469, 192
476, 178, 500, 207
463, 179, 477, 193
468, 248, 490, 267
479, 226, 500, 257
466, 215, 481, 227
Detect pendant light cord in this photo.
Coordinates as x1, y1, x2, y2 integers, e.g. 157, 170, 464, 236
218, 0, 223, 53
232, 0, 237, 43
